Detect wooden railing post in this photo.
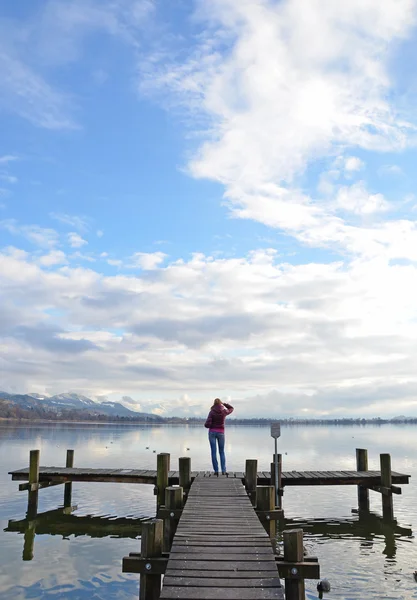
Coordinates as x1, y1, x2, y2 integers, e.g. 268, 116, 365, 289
139, 519, 163, 600
271, 453, 283, 509
283, 529, 306, 600
356, 448, 369, 511
256, 485, 276, 540
179, 457, 191, 496
380, 453, 394, 521
245, 459, 258, 506
164, 486, 183, 551
28, 450, 40, 518
64, 449, 74, 508
156, 453, 170, 509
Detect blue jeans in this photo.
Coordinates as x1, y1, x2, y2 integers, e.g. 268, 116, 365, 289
209, 431, 226, 473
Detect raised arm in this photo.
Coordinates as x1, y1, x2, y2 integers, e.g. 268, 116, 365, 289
223, 402, 234, 416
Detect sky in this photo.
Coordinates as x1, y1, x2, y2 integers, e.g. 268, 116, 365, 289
2, 0, 417, 419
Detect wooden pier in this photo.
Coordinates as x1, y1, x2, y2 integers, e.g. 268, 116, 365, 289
8, 447, 411, 600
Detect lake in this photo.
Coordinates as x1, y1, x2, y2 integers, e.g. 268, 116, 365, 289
0, 423, 416, 599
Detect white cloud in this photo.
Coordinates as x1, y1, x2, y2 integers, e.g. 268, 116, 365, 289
130, 251, 167, 270
0, 219, 59, 247
2, 246, 417, 416
68, 232, 88, 248
96, 229, 104, 237
0, 174, 18, 184
0, 155, 18, 164
335, 182, 391, 215
378, 164, 404, 176
344, 157, 364, 172
38, 250, 67, 266
50, 212, 90, 231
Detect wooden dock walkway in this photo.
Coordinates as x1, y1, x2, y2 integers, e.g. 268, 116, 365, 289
8, 467, 410, 487
160, 477, 284, 600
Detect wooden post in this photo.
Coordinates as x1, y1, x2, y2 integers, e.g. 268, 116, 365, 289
271, 453, 283, 509
64, 449, 74, 508
23, 521, 36, 561
380, 453, 394, 521
156, 453, 170, 509
356, 448, 369, 512
179, 457, 191, 494
27, 450, 40, 518
245, 459, 258, 506
283, 529, 305, 600
164, 486, 183, 552
257, 485, 276, 540
140, 519, 163, 600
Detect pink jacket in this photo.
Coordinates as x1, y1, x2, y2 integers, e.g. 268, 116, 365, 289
204, 403, 234, 433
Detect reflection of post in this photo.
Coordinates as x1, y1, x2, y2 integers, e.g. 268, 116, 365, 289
27, 450, 40, 518
356, 448, 369, 511
380, 453, 394, 521
23, 521, 36, 561
64, 449, 74, 508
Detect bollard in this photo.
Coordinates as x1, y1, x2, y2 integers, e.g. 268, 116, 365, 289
256, 485, 276, 540
179, 457, 191, 495
164, 486, 183, 551
356, 448, 369, 511
380, 453, 394, 521
156, 453, 170, 509
245, 459, 258, 506
283, 529, 306, 600
139, 520, 163, 600
64, 449, 74, 508
27, 450, 40, 518
271, 453, 283, 509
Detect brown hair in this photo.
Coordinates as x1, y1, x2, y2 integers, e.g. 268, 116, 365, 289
213, 398, 223, 407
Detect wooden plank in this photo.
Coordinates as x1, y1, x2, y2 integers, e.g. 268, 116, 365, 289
167, 560, 277, 571
168, 554, 274, 561
170, 547, 272, 555
165, 570, 281, 579
160, 587, 283, 599
162, 577, 282, 588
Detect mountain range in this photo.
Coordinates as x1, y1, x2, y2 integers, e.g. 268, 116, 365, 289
0, 391, 162, 421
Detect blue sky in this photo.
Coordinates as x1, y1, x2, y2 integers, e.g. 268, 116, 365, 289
2, 0, 417, 418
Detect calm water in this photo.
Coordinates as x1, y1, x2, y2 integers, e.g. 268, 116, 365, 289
0, 423, 416, 599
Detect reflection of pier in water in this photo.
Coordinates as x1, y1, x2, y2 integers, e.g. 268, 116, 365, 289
283, 512, 413, 560
5, 506, 145, 561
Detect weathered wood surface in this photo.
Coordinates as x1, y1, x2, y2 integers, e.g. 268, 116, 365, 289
9, 467, 410, 487
160, 476, 284, 600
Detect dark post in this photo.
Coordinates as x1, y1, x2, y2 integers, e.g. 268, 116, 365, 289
27, 450, 40, 518
245, 459, 258, 506
156, 453, 170, 509
64, 449, 74, 508
283, 529, 305, 600
139, 519, 163, 600
179, 457, 191, 495
356, 448, 369, 511
23, 522, 36, 561
256, 485, 276, 540
271, 453, 282, 509
380, 453, 394, 521
164, 486, 183, 551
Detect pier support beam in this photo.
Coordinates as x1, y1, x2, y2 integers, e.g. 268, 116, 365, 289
380, 453, 394, 521
64, 449, 74, 508
139, 519, 163, 600
27, 450, 40, 518
283, 529, 306, 600
256, 485, 276, 540
156, 453, 170, 510
245, 459, 258, 506
164, 486, 183, 552
356, 448, 369, 512
178, 457, 191, 497
271, 453, 283, 509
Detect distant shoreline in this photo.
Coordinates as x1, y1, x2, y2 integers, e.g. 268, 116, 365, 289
0, 417, 416, 426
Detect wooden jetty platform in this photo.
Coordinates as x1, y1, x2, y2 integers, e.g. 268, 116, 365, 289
161, 477, 284, 600
8, 447, 411, 600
